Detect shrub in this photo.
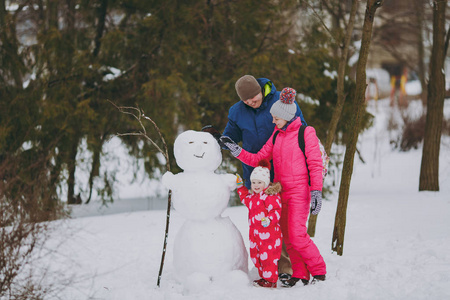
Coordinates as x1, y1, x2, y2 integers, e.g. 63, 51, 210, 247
0, 152, 65, 300
400, 114, 426, 151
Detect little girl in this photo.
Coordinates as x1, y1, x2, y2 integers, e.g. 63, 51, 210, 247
236, 159, 282, 288
222, 87, 326, 287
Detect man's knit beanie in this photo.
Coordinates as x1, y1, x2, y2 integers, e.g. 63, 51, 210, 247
270, 87, 297, 121
235, 75, 261, 101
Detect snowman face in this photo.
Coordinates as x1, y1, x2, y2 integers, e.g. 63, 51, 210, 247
174, 130, 222, 172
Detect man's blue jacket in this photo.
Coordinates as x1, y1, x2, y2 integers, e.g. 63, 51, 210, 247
223, 78, 306, 188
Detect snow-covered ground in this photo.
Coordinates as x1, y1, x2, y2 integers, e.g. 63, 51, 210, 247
38, 98, 450, 300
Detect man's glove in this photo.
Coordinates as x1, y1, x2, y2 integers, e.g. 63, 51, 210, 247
261, 217, 271, 228
219, 136, 242, 157
201, 125, 226, 148
236, 174, 244, 188
310, 190, 322, 215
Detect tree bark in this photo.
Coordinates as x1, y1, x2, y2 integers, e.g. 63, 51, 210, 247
0, 0, 24, 87
324, 0, 359, 155
93, 0, 108, 58
86, 135, 105, 204
66, 136, 80, 204
47, 0, 58, 30
332, 0, 383, 256
414, 0, 428, 105
419, 0, 447, 191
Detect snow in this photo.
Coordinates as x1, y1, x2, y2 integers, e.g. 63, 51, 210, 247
405, 80, 422, 96
23, 72, 36, 89
366, 68, 391, 96
348, 40, 362, 67
324, 69, 338, 79
36, 98, 450, 300
103, 67, 122, 81
68, 136, 165, 204
6, 3, 19, 11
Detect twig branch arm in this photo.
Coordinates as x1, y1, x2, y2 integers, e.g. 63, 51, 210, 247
109, 100, 172, 287
140, 112, 173, 288
142, 113, 170, 166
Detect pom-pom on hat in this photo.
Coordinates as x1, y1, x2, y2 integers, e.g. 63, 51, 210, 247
279, 87, 296, 104
235, 75, 261, 101
270, 87, 297, 121
250, 159, 271, 188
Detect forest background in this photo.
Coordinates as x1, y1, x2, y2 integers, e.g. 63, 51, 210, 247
2, 0, 448, 207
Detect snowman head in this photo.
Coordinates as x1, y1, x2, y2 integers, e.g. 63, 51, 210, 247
174, 130, 222, 172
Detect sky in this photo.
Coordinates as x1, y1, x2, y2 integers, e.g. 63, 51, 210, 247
31, 95, 450, 300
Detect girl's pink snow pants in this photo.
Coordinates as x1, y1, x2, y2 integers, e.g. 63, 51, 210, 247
280, 188, 326, 280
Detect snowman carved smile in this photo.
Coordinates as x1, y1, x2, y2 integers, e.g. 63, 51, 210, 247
194, 152, 205, 159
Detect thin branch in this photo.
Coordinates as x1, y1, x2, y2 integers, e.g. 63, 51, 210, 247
108, 100, 172, 288
444, 24, 450, 58
108, 101, 167, 158
305, 1, 338, 43
142, 113, 170, 163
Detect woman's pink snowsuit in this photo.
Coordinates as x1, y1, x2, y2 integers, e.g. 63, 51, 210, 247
237, 186, 282, 283
237, 117, 326, 280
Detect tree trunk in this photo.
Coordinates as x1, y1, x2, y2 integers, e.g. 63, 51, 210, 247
93, 0, 108, 58
66, 136, 80, 204
418, 0, 447, 191
413, 0, 428, 105
324, 0, 359, 156
86, 138, 103, 204
64, 0, 76, 67
47, 0, 58, 30
308, 0, 359, 238
444, 21, 450, 57
0, 0, 24, 87
332, 0, 383, 256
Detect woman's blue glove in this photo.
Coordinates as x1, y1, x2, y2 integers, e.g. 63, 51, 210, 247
310, 190, 322, 215
219, 136, 242, 157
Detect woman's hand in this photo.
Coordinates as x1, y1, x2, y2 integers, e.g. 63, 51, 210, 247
219, 136, 242, 157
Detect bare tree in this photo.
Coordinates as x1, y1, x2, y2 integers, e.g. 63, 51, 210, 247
324, 0, 359, 156
413, 0, 429, 104
307, 0, 360, 238
332, 0, 384, 256
419, 0, 447, 191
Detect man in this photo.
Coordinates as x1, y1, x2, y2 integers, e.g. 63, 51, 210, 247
222, 75, 307, 283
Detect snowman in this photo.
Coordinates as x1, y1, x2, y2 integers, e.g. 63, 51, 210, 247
162, 130, 248, 288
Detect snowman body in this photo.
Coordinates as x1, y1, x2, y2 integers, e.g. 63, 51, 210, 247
162, 130, 248, 283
